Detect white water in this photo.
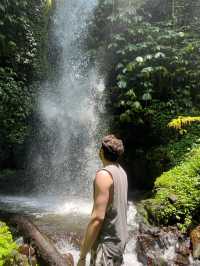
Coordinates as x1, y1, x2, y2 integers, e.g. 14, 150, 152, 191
28, 0, 103, 196
0, 195, 141, 265
56, 201, 141, 266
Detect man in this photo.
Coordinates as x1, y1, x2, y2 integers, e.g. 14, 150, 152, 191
77, 135, 128, 266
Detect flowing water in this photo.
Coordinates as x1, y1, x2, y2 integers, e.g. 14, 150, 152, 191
28, 0, 103, 196
0, 195, 141, 265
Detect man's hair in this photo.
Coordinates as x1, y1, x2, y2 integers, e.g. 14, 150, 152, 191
101, 135, 124, 162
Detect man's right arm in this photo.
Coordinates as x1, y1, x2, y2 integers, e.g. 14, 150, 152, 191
78, 170, 113, 264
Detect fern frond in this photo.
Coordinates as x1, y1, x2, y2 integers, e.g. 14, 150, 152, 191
168, 116, 200, 130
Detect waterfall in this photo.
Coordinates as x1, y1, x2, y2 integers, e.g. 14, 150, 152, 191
0, 1, 142, 265
29, 0, 103, 197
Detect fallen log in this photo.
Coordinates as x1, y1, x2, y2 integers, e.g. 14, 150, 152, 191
0, 213, 74, 266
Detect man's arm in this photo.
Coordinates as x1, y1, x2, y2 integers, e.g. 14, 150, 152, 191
79, 170, 113, 261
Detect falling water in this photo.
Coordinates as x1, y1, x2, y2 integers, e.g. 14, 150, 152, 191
29, 0, 102, 197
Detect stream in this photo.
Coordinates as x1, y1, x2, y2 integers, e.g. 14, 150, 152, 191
0, 195, 141, 265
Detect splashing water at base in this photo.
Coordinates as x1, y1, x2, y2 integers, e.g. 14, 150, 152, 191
53, 201, 142, 266
0, 195, 141, 265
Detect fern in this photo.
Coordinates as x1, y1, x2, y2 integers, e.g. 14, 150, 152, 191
168, 116, 200, 131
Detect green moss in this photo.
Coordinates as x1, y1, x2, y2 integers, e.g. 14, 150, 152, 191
147, 124, 200, 179
0, 222, 18, 266
143, 145, 200, 232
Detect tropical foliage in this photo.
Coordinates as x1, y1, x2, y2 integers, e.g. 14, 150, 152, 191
143, 144, 200, 232
0, 222, 18, 266
168, 116, 200, 131
0, 0, 49, 168
88, 0, 200, 189
88, 2, 200, 233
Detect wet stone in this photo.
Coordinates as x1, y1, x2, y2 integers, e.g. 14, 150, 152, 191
168, 194, 178, 204
136, 223, 193, 266
18, 244, 35, 257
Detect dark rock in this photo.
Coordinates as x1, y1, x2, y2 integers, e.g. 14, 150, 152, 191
174, 238, 191, 265
18, 244, 35, 257
174, 253, 190, 265
136, 222, 192, 266
191, 226, 200, 259
175, 238, 190, 256
168, 194, 178, 204
139, 222, 160, 236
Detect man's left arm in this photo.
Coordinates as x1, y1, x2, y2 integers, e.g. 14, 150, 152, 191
78, 170, 113, 265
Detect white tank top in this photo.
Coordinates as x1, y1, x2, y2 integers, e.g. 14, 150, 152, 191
96, 163, 128, 257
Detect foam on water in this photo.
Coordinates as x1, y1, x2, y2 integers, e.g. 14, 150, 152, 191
0, 195, 141, 265
54, 201, 142, 265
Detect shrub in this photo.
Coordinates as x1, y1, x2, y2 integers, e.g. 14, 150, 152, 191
144, 145, 200, 232
0, 222, 18, 266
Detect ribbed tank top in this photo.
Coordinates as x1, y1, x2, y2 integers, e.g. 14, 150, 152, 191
96, 164, 128, 257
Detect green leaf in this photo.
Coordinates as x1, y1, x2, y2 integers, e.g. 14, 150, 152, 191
116, 63, 124, 70
117, 80, 127, 89
120, 112, 132, 123
126, 89, 136, 98
132, 101, 142, 110
142, 93, 152, 101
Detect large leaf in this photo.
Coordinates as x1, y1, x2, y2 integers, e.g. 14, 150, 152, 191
142, 92, 152, 101
117, 80, 127, 89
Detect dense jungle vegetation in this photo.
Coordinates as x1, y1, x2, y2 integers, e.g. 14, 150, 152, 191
87, 0, 200, 230
0, 0, 50, 170
0, 1, 50, 262
0, 0, 200, 264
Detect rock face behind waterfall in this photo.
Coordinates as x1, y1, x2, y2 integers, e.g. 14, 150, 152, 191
136, 222, 200, 266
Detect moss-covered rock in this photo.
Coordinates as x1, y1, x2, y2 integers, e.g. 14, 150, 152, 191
142, 145, 200, 231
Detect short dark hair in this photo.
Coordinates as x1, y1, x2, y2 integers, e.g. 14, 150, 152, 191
101, 135, 124, 162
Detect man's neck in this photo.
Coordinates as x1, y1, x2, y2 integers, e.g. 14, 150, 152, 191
103, 160, 116, 167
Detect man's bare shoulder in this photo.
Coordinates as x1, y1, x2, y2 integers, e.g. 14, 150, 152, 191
95, 170, 113, 189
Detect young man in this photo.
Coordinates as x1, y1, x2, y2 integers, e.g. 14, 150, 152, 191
78, 135, 128, 266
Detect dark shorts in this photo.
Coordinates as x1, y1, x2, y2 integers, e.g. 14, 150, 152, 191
90, 244, 123, 266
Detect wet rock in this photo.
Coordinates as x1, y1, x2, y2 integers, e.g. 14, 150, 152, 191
18, 244, 38, 265
18, 244, 35, 257
136, 223, 192, 266
191, 226, 200, 259
174, 238, 191, 265
175, 238, 190, 256
168, 194, 178, 204
174, 253, 190, 265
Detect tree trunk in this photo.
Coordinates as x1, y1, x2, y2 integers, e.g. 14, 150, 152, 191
0, 213, 74, 266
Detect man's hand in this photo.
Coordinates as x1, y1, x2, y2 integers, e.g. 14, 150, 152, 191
77, 257, 86, 266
